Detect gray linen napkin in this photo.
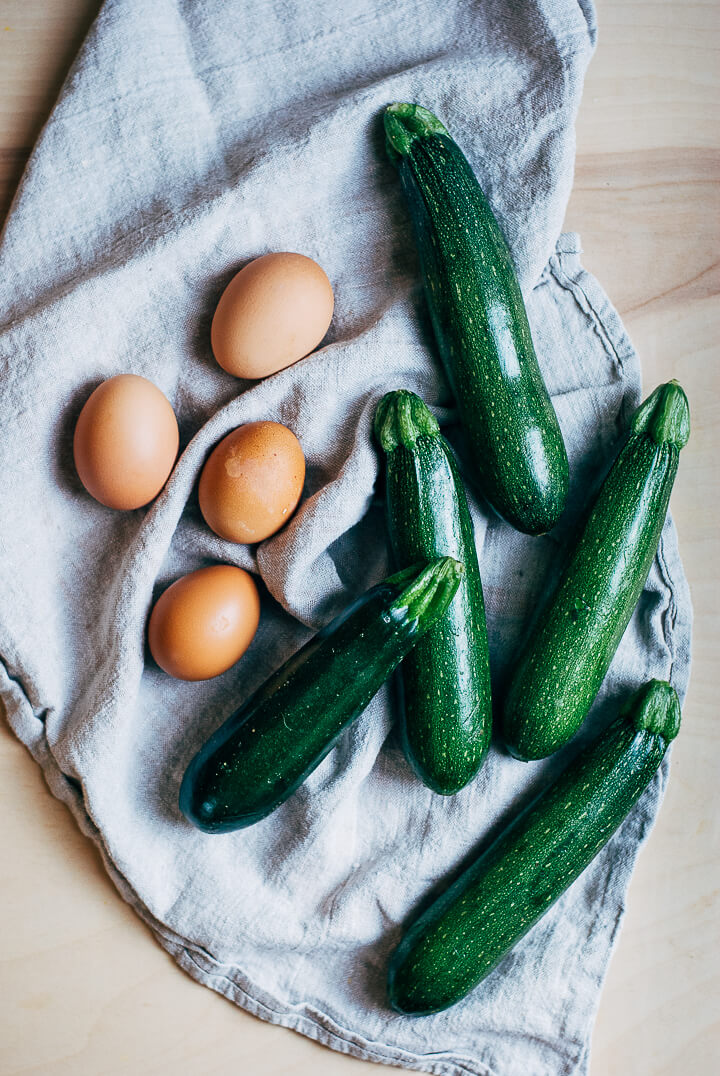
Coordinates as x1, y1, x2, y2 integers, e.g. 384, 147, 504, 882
0, 1, 691, 1073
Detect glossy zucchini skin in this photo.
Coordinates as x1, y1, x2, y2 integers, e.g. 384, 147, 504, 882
502, 381, 690, 761
388, 679, 681, 1015
384, 103, 569, 536
375, 390, 491, 794
179, 558, 462, 833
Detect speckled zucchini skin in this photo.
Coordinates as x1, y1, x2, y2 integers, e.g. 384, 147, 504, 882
384, 103, 569, 536
374, 390, 491, 794
179, 558, 462, 833
502, 381, 690, 762
388, 679, 681, 1015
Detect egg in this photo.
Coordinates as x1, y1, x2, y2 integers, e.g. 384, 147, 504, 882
148, 564, 260, 681
210, 252, 334, 379
198, 421, 305, 544
73, 374, 179, 510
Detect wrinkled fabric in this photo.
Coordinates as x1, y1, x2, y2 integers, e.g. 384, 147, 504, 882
0, 1, 691, 1073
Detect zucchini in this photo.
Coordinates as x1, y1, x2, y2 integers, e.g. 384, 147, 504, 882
384, 102, 569, 536
374, 389, 491, 794
179, 557, 462, 832
502, 381, 690, 761
388, 679, 681, 1015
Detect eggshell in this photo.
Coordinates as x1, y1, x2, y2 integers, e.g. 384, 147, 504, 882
198, 421, 305, 544
148, 564, 260, 681
73, 374, 179, 510
210, 252, 334, 379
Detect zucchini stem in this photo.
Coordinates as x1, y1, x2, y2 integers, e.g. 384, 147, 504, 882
631, 380, 690, 448
384, 103, 449, 162
374, 389, 440, 452
388, 556, 463, 628
622, 679, 682, 743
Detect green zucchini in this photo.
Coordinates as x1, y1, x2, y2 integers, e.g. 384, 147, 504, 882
388, 679, 681, 1015
179, 557, 462, 832
374, 389, 491, 794
384, 102, 569, 536
502, 381, 690, 761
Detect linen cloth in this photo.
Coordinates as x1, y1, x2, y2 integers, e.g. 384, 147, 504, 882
0, 1, 692, 1073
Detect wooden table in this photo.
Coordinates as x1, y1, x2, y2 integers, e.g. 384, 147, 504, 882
1, 2, 717, 1073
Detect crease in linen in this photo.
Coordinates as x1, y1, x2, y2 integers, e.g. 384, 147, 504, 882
0, 2, 691, 1074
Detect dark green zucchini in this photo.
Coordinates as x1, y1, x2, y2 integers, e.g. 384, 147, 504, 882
384, 102, 568, 536
374, 389, 491, 794
179, 557, 462, 832
388, 679, 681, 1015
502, 381, 690, 761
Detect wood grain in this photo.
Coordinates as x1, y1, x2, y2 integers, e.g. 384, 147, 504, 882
0, 1, 100, 218
565, 4, 720, 1073
0, 1, 718, 1074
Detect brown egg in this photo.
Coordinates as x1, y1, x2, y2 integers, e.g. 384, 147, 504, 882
198, 421, 305, 544
73, 374, 179, 510
148, 565, 260, 681
210, 252, 334, 379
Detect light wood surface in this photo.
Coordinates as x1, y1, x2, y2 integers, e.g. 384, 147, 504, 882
0, 2, 718, 1074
